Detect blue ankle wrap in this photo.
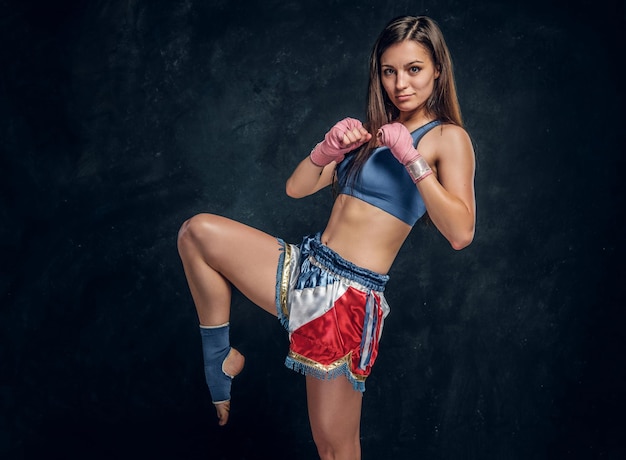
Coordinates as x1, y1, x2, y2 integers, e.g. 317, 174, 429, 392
200, 324, 232, 404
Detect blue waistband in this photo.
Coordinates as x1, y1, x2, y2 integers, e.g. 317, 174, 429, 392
300, 232, 389, 291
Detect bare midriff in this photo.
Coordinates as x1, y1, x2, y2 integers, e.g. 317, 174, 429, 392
320, 194, 413, 275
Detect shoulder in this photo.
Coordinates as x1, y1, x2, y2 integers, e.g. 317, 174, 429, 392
426, 123, 472, 150
420, 123, 474, 165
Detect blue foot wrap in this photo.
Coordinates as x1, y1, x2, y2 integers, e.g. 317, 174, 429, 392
200, 323, 232, 404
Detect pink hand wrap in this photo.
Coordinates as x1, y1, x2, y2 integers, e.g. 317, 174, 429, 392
310, 118, 368, 167
378, 123, 433, 183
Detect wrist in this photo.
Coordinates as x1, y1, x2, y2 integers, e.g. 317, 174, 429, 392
309, 155, 324, 168
309, 143, 329, 167
405, 156, 432, 183
310, 142, 344, 167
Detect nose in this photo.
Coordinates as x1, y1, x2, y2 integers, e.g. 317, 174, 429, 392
395, 71, 408, 90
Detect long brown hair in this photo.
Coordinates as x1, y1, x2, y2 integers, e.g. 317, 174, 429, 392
341, 16, 463, 184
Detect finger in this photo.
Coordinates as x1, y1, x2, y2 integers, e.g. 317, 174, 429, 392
378, 126, 399, 147
376, 128, 386, 144
352, 126, 371, 139
341, 129, 360, 147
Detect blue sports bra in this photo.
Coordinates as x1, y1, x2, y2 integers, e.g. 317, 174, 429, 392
336, 120, 442, 226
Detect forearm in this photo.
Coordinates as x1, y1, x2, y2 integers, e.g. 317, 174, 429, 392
285, 118, 371, 198
418, 176, 475, 250
285, 157, 333, 198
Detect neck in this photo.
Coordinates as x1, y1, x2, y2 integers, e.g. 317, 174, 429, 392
397, 111, 434, 132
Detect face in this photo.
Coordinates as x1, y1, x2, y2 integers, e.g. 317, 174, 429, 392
380, 40, 440, 120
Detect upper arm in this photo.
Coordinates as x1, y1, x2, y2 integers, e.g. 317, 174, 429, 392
435, 126, 476, 216
315, 162, 338, 191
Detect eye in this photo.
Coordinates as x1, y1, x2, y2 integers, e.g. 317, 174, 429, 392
409, 66, 421, 74
382, 68, 395, 76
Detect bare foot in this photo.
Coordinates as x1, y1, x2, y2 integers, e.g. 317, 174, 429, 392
223, 348, 245, 378
214, 348, 245, 426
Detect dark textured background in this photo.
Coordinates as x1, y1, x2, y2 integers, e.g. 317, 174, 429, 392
1, 0, 624, 458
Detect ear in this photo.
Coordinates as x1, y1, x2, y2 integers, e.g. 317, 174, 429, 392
434, 64, 441, 79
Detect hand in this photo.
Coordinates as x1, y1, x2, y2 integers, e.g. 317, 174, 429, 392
377, 122, 419, 165
310, 118, 372, 166
378, 122, 433, 183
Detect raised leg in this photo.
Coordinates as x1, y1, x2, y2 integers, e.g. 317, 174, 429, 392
306, 375, 363, 460
177, 213, 282, 425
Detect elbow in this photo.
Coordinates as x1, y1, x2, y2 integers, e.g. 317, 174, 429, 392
285, 181, 304, 199
449, 228, 474, 251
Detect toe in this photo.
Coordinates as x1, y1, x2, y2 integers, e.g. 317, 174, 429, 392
215, 401, 230, 426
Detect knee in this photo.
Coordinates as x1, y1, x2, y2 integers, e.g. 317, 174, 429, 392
177, 213, 218, 254
313, 433, 360, 460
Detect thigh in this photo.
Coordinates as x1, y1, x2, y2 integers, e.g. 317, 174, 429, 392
187, 213, 283, 316
306, 375, 362, 457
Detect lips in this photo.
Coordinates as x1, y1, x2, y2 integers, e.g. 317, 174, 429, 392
396, 94, 413, 102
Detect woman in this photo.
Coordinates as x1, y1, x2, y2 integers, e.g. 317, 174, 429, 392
177, 15, 475, 459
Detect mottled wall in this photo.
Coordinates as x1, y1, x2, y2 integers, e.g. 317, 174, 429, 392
1, 0, 624, 459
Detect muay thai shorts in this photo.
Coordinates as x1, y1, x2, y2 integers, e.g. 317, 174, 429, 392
275, 232, 390, 391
